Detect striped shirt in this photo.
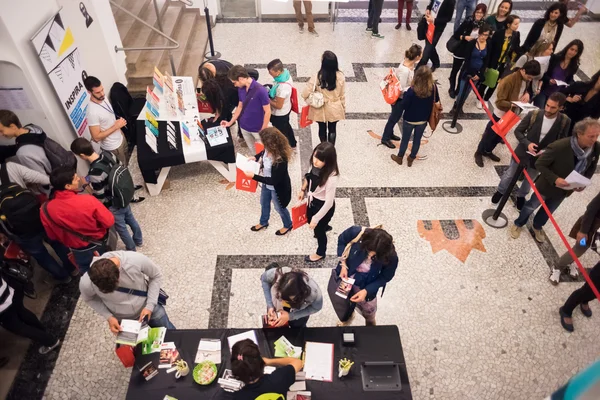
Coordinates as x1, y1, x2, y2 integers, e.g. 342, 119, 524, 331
88, 151, 117, 207
0, 277, 14, 313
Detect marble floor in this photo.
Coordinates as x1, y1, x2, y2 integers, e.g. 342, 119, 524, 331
7, 3, 600, 400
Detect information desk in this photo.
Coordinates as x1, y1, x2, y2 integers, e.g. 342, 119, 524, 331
126, 325, 412, 400
136, 76, 236, 196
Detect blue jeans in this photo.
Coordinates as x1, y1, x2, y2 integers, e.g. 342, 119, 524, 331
72, 241, 108, 275
14, 233, 75, 280
398, 121, 427, 159
381, 99, 404, 141
454, 0, 476, 32
514, 193, 565, 230
110, 205, 143, 251
260, 188, 292, 229
497, 158, 539, 198
149, 304, 175, 329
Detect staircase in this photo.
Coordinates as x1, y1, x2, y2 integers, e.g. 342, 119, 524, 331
110, 0, 209, 95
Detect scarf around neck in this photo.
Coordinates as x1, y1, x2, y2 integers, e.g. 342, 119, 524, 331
269, 69, 291, 98
570, 135, 593, 173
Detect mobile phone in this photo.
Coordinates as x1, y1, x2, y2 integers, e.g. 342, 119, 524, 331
580, 238, 587, 247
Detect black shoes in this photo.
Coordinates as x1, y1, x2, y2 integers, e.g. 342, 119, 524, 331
448, 87, 456, 99
250, 224, 268, 232
304, 255, 324, 263
474, 152, 484, 168
580, 303, 593, 318
390, 134, 400, 141
275, 227, 291, 236
516, 197, 525, 210
381, 140, 395, 149
134, 185, 143, 191
395, 23, 401, 30
491, 191, 502, 204
559, 307, 574, 332
406, 24, 412, 31
484, 152, 501, 162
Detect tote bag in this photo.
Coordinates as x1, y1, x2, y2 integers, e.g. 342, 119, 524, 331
380, 68, 402, 105
300, 105, 313, 128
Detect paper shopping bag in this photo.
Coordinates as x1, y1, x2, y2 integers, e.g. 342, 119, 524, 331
426, 23, 435, 44
292, 202, 308, 230
115, 344, 135, 368
381, 68, 401, 105
236, 168, 258, 193
300, 105, 313, 128
197, 99, 213, 113
255, 142, 264, 154
492, 110, 521, 138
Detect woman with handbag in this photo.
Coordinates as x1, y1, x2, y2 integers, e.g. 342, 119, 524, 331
244, 127, 294, 236
298, 142, 339, 262
391, 66, 440, 167
261, 264, 323, 328
332, 226, 397, 326
379, 44, 422, 149
448, 4, 488, 99
477, 14, 522, 110
301, 51, 346, 145
522, 2, 565, 54
484, 0, 512, 33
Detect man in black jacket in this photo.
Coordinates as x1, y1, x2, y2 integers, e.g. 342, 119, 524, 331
417, 0, 456, 70
491, 92, 570, 209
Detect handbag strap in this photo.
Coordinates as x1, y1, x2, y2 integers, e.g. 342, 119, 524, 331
116, 286, 148, 297
42, 202, 104, 246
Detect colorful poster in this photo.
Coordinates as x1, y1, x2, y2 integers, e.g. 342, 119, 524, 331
31, 12, 89, 138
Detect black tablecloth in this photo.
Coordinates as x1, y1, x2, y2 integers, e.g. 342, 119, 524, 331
136, 118, 235, 184
126, 325, 412, 400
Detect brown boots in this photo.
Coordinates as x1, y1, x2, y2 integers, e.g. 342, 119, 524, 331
391, 154, 415, 167
407, 156, 415, 167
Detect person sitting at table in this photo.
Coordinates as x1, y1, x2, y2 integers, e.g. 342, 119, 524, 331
79, 250, 175, 335
231, 339, 302, 400
336, 225, 398, 326
261, 263, 323, 328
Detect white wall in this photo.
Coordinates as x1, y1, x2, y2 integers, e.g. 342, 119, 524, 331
261, 0, 329, 15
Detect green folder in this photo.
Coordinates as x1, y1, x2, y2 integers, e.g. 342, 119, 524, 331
484, 68, 500, 89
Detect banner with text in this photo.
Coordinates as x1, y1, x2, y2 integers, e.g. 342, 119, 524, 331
31, 12, 89, 138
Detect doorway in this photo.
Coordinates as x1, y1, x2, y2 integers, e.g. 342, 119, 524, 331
220, 0, 257, 18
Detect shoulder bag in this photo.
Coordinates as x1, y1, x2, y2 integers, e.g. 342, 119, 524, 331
446, 36, 461, 53
42, 202, 109, 248
306, 78, 324, 109
115, 285, 169, 306
428, 84, 443, 132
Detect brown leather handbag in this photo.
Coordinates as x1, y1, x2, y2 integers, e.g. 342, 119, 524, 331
428, 84, 443, 132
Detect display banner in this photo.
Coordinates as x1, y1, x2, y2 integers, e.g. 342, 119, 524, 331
31, 12, 89, 137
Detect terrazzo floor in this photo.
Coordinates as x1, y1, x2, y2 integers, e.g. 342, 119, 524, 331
11, 4, 600, 400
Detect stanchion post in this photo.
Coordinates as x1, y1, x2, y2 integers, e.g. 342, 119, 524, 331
204, 6, 221, 60
443, 78, 473, 135
482, 163, 525, 228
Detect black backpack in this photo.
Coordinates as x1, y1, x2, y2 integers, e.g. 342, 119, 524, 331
95, 152, 134, 209
0, 163, 43, 236
43, 136, 78, 170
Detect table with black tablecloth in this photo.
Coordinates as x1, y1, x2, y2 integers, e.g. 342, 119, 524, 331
125, 325, 412, 400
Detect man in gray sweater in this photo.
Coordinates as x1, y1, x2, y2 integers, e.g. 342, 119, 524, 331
80, 251, 174, 334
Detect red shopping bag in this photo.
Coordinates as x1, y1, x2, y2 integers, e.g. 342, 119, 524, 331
197, 99, 213, 113
292, 202, 308, 230
492, 110, 521, 138
255, 142, 264, 154
236, 168, 258, 193
426, 23, 435, 44
115, 344, 135, 368
381, 68, 402, 105
300, 105, 313, 128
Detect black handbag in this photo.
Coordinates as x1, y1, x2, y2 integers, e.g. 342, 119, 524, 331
446, 37, 461, 53
327, 269, 356, 322
417, 16, 428, 41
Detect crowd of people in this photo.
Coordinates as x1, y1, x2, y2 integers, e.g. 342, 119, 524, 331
0, 0, 599, 397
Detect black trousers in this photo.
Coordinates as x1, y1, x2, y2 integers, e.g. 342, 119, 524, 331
317, 121, 338, 145
418, 27, 444, 69
0, 289, 57, 346
563, 262, 600, 317
449, 57, 465, 92
382, 98, 404, 141
288, 316, 310, 328
367, 0, 384, 34
271, 112, 297, 148
307, 198, 336, 257
476, 114, 502, 154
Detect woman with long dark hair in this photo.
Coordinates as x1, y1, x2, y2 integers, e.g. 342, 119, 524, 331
299, 142, 339, 262
449, 4, 487, 99
391, 66, 440, 167
244, 127, 293, 236
302, 51, 346, 145
534, 39, 583, 108
522, 2, 565, 52
561, 70, 600, 135
197, 79, 225, 125
484, 0, 512, 33
260, 265, 323, 328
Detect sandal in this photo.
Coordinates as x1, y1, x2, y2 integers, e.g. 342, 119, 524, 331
250, 224, 268, 232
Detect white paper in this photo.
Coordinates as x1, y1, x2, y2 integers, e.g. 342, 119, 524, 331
289, 381, 307, 391
206, 126, 229, 146
195, 338, 222, 364
303, 342, 334, 382
511, 101, 537, 110
554, 80, 568, 87
236, 153, 260, 174
227, 330, 258, 351
564, 170, 591, 190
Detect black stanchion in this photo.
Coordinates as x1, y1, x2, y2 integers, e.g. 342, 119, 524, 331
442, 77, 472, 135
204, 6, 221, 60
482, 163, 526, 228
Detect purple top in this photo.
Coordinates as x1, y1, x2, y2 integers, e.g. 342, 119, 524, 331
238, 79, 270, 132
543, 64, 568, 96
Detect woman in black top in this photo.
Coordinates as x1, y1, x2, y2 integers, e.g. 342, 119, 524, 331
417, 0, 456, 71
449, 3, 488, 98
522, 2, 565, 53
477, 14, 521, 105
244, 127, 294, 236
560, 70, 600, 135
197, 79, 226, 129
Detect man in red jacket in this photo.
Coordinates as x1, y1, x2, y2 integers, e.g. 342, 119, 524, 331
41, 165, 115, 274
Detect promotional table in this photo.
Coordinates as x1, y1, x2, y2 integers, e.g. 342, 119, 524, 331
125, 325, 412, 400
136, 76, 236, 196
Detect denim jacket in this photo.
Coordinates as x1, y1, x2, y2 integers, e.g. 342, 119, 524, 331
335, 226, 398, 301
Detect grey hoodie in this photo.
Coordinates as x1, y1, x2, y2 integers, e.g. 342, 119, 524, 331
15, 124, 51, 176
79, 251, 163, 320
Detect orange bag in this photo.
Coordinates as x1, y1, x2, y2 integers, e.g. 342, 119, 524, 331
492, 110, 521, 138
300, 105, 313, 128
292, 202, 308, 230
236, 168, 258, 193
426, 23, 435, 44
381, 68, 402, 105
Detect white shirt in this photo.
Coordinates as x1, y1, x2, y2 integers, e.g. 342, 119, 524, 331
87, 100, 124, 151
396, 63, 414, 95
539, 115, 557, 143
271, 77, 294, 116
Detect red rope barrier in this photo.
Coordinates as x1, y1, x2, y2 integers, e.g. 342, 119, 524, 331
468, 79, 600, 301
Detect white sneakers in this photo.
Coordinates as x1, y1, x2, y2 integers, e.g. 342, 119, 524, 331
510, 224, 522, 239
549, 269, 561, 285
476, 101, 483, 110
569, 264, 579, 278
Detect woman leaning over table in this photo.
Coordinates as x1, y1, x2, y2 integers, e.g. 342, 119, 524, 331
299, 142, 339, 263
301, 50, 346, 146
336, 225, 398, 326
244, 127, 293, 236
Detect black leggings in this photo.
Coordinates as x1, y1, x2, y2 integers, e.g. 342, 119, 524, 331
317, 121, 338, 145
449, 57, 465, 92
562, 262, 600, 317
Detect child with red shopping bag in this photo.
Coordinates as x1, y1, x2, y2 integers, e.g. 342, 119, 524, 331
297, 143, 339, 262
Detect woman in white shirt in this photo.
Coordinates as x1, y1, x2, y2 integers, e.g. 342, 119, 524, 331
298, 142, 339, 262
379, 44, 422, 149
513, 39, 554, 97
